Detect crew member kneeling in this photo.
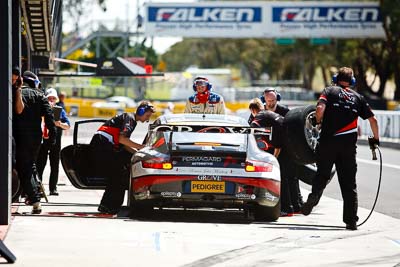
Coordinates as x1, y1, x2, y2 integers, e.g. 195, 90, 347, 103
90, 101, 155, 215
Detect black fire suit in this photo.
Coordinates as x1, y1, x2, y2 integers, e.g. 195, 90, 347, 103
250, 104, 303, 212
312, 85, 374, 224
13, 86, 56, 204
90, 113, 137, 213
271, 104, 304, 212
250, 110, 296, 212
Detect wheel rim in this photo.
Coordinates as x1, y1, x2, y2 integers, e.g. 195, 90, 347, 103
304, 111, 320, 151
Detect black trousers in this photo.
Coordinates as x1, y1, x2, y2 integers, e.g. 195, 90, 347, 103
90, 135, 131, 212
278, 152, 303, 212
15, 138, 41, 204
312, 136, 358, 224
36, 137, 61, 191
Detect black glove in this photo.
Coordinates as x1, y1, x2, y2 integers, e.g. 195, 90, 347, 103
368, 136, 379, 149
368, 136, 379, 160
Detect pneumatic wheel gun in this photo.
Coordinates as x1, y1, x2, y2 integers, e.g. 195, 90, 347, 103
368, 136, 379, 160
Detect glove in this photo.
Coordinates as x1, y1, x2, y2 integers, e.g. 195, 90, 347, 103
368, 136, 379, 160
368, 136, 379, 149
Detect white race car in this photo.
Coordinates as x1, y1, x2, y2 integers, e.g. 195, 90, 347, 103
129, 114, 281, 221
58, 106, 335, 221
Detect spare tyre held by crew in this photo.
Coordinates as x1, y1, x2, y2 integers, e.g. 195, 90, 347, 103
90, 101, 156, 215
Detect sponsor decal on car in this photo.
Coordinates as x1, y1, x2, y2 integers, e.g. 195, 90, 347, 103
190, 162, 214, 166
191, 181, 225, 193
235, 193, 256, 200
184, 168, 232, 175
197, 175, 222, 181
150, 125, 271, 136
161, 191, 182, 198
183, 156, 222, 162
264, 192, 277, 201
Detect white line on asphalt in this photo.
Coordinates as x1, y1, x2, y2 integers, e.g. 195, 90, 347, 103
357, 158, 400, 170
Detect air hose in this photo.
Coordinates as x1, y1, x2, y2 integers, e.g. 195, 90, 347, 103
357, 145, 382, 227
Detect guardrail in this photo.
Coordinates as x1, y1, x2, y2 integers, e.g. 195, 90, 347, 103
64, 97, 400, 139
358, 110, 400, 139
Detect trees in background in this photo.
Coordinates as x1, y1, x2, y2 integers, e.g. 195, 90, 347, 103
160, 1, 400, 100
62, 0, 399, 100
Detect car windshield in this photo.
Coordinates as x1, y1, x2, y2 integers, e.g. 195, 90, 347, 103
147, 131, 247, 153
172, 132, 246, 152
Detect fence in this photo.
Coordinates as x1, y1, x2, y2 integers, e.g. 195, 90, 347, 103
358, 110, 400, 139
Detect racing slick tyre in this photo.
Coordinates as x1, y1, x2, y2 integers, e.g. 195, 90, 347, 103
296, 164, 336, 186
254, 201, 280, 222
284, 105, 320, 165
129, 196, 154, 219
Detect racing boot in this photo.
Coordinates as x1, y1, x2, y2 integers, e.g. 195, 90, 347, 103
301, 193, 319, 216
345, 222, 358, 231
32, 202, 42, 214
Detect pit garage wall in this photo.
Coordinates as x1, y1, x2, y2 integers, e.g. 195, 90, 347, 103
0, 0, 12, 225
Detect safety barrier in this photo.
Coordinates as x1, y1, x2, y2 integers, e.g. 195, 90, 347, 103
64, 98, 400, 139
358, 110, 400, 139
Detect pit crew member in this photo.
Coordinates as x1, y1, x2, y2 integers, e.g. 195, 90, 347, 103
90, 101, 155, 214
301, 67, 379, 231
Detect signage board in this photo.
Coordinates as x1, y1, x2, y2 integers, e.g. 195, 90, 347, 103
144, 2, 385, 38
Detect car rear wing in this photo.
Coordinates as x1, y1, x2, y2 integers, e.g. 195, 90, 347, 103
149, 124, 272, 138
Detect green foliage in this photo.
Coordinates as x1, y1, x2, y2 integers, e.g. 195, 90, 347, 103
162, 38, 336, 88
128, 42, 158, 67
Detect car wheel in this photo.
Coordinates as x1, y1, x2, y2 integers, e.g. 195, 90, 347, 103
129, 195, 153, 219
254, 201, 280, 222
296, 164, 336, 186
284, 105, 320, 165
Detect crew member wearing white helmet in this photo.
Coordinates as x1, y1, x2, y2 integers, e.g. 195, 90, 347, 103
36, 88, 70, 196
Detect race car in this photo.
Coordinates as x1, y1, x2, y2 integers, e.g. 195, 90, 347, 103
129, 114, 281, 221
59, 106, 335, 221
60, 114, 281, 221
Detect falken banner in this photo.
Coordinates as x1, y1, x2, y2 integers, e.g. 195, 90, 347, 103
144, 1, 385, 38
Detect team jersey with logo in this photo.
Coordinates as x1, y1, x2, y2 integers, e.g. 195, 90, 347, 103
250, 110, 285, 154
184, 92, 226, 114
318, 86, 374, 139
94, 112, 137, 150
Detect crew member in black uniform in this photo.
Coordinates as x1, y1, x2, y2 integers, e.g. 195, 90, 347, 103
263, 88, 304, 213
249, 98, 296, 216
248, 87, 289, 124
14, 71, 56, 213
301, 67, 379, 230
90, 101, 155, 214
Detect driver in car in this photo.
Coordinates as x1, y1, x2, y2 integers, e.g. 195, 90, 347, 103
90, 101, 155, 215
184, 76, 226, 114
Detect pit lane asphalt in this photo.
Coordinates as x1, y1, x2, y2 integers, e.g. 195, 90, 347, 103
2, 119, 400, 266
